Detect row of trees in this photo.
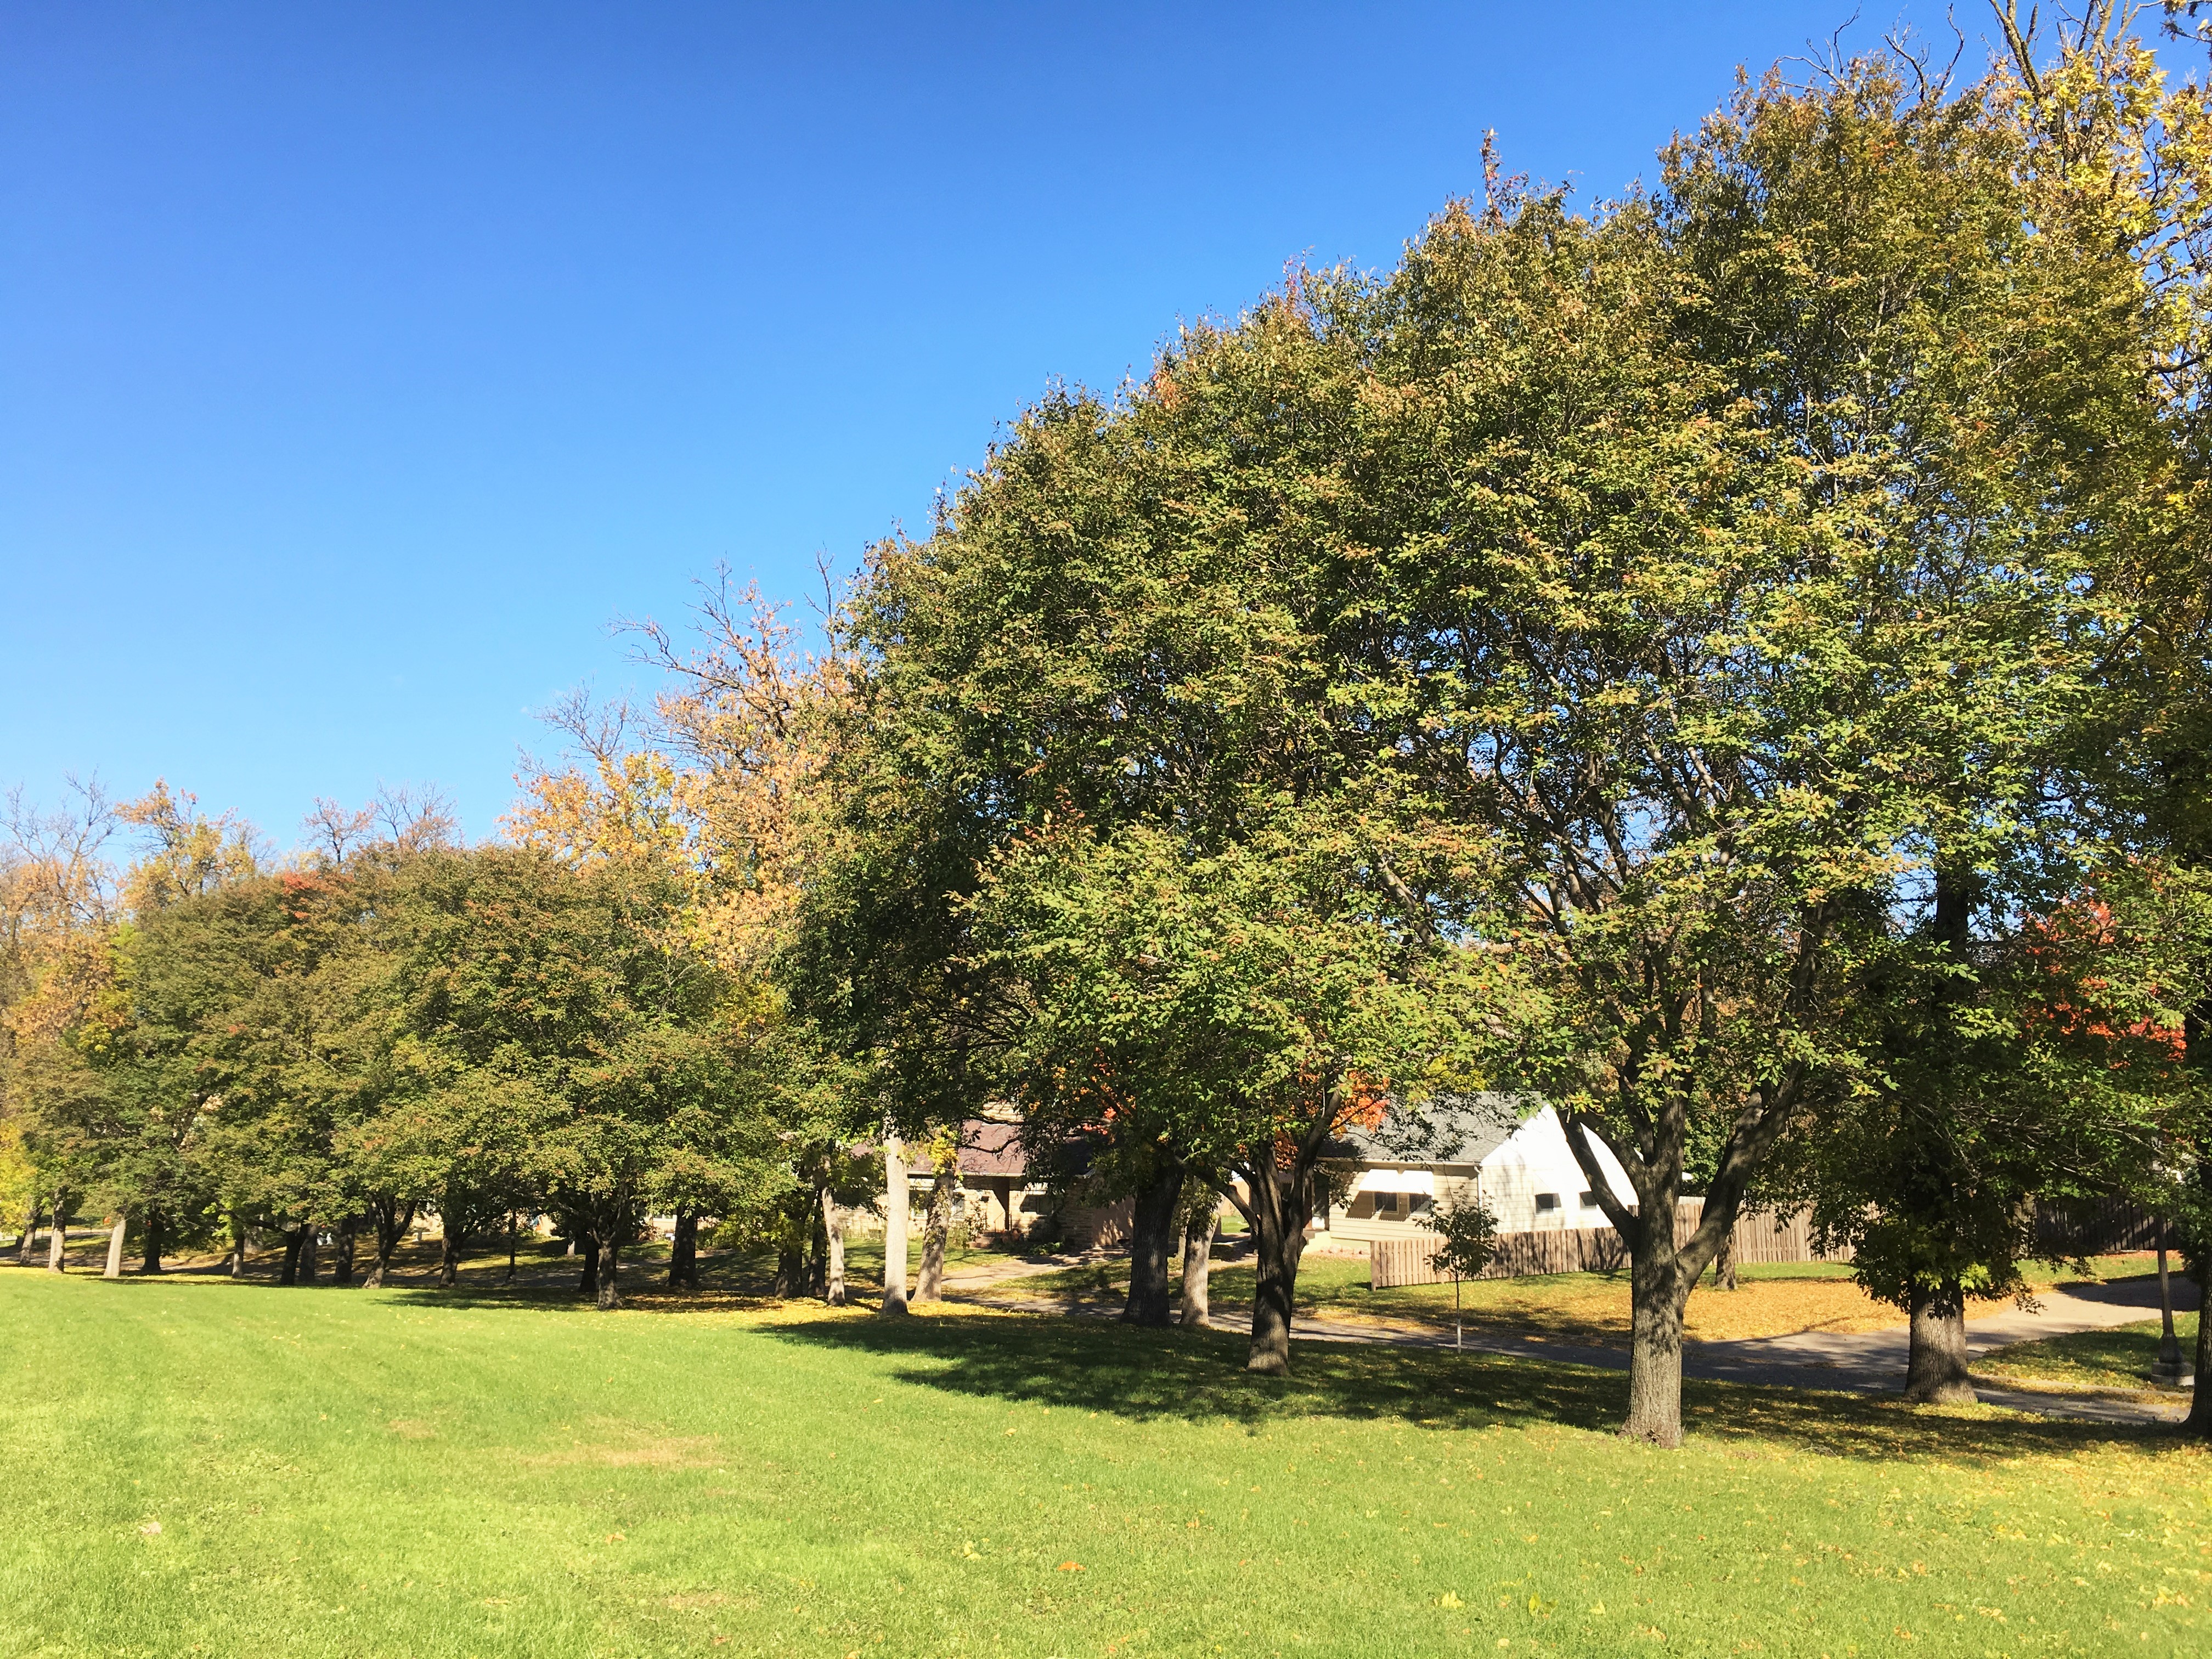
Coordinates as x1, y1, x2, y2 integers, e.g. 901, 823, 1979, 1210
0, 777, 854, 1306
12, 8, 2212, 1458
793, 8, 2212, 1448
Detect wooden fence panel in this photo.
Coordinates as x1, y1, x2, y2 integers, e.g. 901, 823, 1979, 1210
1369, 1203, 1850, 1289
1674, 1200, 1853, 1266
2033, 1198, 2169, 1256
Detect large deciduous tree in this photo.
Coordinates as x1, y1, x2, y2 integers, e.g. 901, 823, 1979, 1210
380, 848, 737, 1311
968, 817, 1491, 1370
804, 281, 1514, 1363
1358, 36, 2209, 1441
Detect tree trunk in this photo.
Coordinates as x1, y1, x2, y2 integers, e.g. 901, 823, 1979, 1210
504, 1213, 518, 1284
879, 1130, 910, 1315
41, 1192, 70, 1271
279, 1227, 305, 1287
228, 1216, 246, 1279
1178, 1206, 1217, 1328
1622, 1232, 1694, 1446
2156, 1246, 2186, 1378
578, 1229, 601, 1296
439, 1228, 464, 1287
139, 1207, 164, 1276
668, 1211, 698, 1290
333, 1219, 357, 1288
298, 1226, 318, 1285
595, 1232, 620, 1311
364, 1198, 414, 1288
1903, 1278, 1977, 1404
1712, 1233, 1737, 1291
1121, 1164, 1181, 1328
916, 1164, 957, 1306
103, 1214, 128, 1280
1241, 1171, 1311, 1375
821, 1185, 847, 1306
1566, 1108, 1751, 1446
2187, 1256, 2212, 1434
772, 1238, 803, 1296
16, 1200, 41, 1265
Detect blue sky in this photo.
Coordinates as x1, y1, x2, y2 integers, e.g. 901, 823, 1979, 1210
4, 2, 1987, 844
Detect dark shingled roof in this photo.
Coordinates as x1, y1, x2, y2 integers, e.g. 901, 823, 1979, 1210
957, 1120, 1027, 1178
899, 1101, 1528, 1181
897, 1119, 1031, 1180
1327, 1093, 1525, 1167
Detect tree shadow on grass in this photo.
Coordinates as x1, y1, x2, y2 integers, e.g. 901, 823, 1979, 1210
334, 1268, 2202, 1469
745, 1305, 2197, 1469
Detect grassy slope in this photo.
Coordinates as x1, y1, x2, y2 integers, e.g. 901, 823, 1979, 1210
4, 1271, 2210, 1659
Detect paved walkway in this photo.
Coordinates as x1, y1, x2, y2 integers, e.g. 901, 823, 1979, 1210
957, 1261, 2198, 1427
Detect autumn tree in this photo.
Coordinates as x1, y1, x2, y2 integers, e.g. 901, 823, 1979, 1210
1336, 29, 2212, 1440
1979, 2, 2212, 1432
511, 575, 872, 1301
374, 847, 748, 1309
4, 784, 270, 1274
0, 780, 121, 1262
802, 279, 1517, 1357
967, 818, 1490, 1370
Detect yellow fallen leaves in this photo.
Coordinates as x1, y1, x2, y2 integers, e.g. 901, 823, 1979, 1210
1379, 1275, 1978, 1344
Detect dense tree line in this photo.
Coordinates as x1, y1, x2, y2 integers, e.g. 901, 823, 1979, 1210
0, 785, 830, 1307
13, 9, 2212, 1453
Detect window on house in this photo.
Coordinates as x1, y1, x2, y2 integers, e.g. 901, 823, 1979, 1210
1409, 1194, 1433, 1216
1534, 1192, 1561, 1212
1372, 1190, 1400, 1215
1579, 1191, 1599, 1209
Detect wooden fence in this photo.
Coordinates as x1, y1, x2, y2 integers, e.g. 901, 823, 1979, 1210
2033, 1198, 2170, 1256
1368, 1201, 1851, 1290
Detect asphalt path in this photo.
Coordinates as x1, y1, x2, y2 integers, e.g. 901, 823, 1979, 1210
947, 1256, 2199, 1426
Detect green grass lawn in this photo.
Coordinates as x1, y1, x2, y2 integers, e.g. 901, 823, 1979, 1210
1005, 1254, 1857, 1309
995, 1255, 1883, 1346
1001, 1252, 2186, 1353
1976, 1314, 2202, 1398
1006, 1253, 2159, 1318
4, 1270, 2210, 1659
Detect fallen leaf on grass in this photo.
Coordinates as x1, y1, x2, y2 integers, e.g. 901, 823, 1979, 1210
1057, 1561, 1084, 1573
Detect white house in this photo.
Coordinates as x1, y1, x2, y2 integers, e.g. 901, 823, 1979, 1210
1318, 1096, 1637, 1246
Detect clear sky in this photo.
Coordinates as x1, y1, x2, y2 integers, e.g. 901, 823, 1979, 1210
4, 1, 1979, 845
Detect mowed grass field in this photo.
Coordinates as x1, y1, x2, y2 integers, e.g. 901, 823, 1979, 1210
4, 1271, 2211, 1659
996, 1253, 2181, 1347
